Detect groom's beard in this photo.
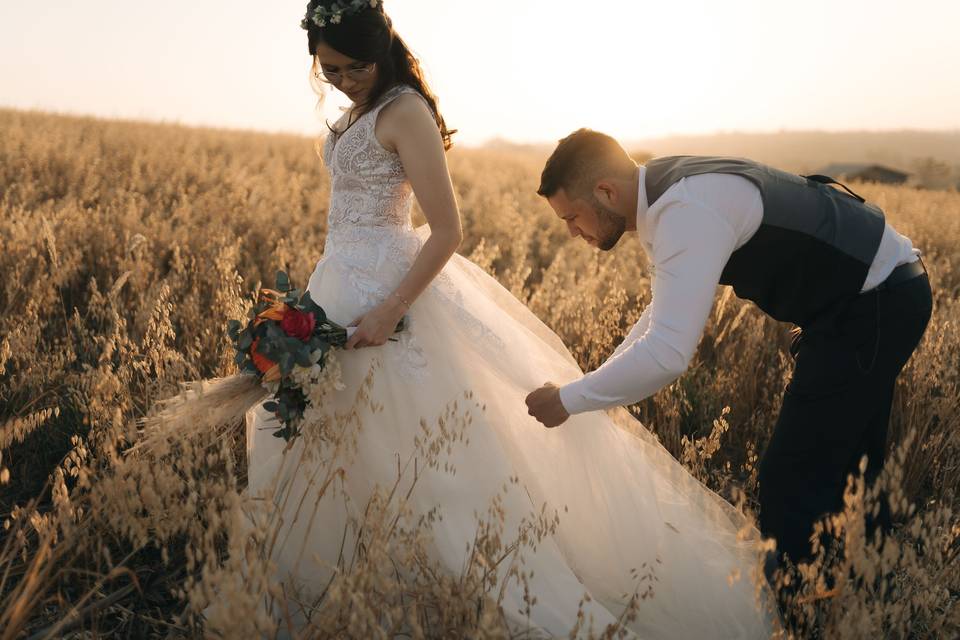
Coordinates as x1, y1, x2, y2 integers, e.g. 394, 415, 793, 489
592, 198, 627, 251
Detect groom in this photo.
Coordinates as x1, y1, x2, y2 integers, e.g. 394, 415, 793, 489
525, 129, 933, 578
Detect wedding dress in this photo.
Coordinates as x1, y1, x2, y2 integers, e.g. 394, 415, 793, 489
244, 85, 776, 638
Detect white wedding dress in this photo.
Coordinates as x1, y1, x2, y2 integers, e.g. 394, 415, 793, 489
245, 85, 776, 638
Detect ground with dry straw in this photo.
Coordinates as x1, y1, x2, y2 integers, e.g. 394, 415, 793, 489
1, 109, 958, 638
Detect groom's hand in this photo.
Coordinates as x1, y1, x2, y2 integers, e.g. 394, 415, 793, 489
525, 383, 570, 428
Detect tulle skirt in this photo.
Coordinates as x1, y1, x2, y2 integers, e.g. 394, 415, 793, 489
245, 225, 776, 638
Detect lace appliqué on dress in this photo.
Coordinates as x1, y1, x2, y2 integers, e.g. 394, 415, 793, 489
320, 86, 436, 378
392, 317, 428, 381
429, 271, 507, 355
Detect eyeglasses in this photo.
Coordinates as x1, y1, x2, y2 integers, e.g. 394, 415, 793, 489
314, 63, 376, 84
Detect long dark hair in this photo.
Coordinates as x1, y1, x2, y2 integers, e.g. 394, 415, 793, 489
304, 2, 455, 150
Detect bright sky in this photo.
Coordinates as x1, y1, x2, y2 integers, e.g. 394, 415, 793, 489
2, 1, 959, 145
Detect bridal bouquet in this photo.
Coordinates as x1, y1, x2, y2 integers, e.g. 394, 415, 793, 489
229, 270, 403, 441
137, 271, 403, 448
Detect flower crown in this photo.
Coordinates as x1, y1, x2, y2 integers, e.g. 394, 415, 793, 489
300, 0, 381, 29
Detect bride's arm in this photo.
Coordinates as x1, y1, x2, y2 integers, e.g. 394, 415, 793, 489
345, 93, 462, 349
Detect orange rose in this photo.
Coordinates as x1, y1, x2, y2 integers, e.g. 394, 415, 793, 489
250, 337, 277, 375
254, 302, 289, 326
261, 364, 282, 382
258, 288, 283, 304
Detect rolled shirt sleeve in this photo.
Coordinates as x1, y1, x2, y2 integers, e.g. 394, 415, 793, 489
559, 198, 739, 415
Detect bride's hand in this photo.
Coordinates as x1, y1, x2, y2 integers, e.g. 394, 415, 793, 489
345, 297, 407, 349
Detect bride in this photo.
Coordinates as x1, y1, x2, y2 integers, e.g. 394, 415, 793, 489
243, 1, 778, 636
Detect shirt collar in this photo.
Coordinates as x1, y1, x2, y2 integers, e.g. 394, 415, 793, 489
636, 164, 649, 233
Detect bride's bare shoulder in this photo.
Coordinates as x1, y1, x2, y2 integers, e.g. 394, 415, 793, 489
374, 91, 436, 153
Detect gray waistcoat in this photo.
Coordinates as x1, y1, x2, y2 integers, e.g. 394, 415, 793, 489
644, 156, 886, 327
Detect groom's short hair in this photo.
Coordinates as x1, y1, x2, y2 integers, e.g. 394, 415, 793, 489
538, 129, 637, 199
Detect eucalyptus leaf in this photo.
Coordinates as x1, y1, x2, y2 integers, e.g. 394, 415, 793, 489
295, 345, 313, 367
299, 291, 322, 316
310, 336, 334, 354
275, 270, 290, 292
261, 343, 283, 362
263, 401, 279, 412
282, 336, 307, 352
279, 352, 294, 375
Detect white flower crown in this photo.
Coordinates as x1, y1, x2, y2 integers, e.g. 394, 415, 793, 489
300, 0, 381, 29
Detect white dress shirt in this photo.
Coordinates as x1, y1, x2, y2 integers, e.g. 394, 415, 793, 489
558, 166, 920, 416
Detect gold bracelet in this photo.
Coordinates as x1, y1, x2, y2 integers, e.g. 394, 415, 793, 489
391, 291, 412, 310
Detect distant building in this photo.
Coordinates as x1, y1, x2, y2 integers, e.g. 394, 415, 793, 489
814, 163, 910, 184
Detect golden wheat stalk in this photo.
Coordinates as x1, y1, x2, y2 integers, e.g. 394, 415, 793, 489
131, 374, 268, 454
796, 586, 842, 604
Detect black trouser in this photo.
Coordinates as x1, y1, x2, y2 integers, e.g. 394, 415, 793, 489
758, 272, 933, 571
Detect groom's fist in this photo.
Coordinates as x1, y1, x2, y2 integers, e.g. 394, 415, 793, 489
525, 382, 570, 428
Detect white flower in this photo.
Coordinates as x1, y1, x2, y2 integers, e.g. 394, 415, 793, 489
301, 0, 376, 30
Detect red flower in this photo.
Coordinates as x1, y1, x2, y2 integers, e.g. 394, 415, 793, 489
250, 338, 278, 376
280, 308, 316, 341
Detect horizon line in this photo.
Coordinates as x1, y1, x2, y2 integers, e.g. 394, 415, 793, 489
3, 103, 960, 149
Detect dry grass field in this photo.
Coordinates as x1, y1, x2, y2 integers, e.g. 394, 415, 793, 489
1, 108, 958, 638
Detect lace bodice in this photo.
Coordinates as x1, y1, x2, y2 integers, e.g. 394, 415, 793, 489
311, 85, 505, 377
322, 85, 420, 239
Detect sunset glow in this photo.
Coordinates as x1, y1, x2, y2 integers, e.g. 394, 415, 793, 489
2, 0, 958, 144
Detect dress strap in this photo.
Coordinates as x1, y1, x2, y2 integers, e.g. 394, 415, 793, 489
368, 84, 428, 119
329, 85, 419, 140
